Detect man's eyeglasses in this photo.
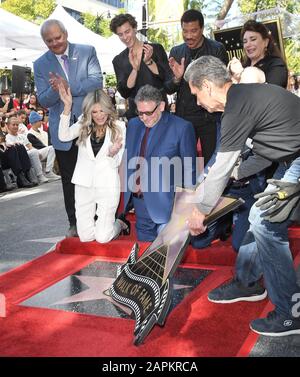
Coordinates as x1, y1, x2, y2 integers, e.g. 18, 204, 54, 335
136, 103, 159, 117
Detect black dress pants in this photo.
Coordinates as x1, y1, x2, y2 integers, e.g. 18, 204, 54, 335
193, 118, 217, 166
0, 165, 6, 190
55, 142, 78, 227
0, 144, 31, 175
181, 113, 218, 166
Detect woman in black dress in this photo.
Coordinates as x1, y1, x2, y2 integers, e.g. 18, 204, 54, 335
229, 19, 288, 88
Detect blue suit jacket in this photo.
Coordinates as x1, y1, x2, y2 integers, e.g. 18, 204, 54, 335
33, 43, 103, 151
124, 111, 197, 224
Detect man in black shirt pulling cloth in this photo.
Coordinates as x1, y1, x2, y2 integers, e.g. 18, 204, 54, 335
185, 55, 300, 337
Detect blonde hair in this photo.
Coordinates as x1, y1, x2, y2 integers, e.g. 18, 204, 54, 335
77, 89, 119, 145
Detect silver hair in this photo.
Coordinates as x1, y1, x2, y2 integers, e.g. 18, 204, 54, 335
40, 19, 67, 39
134, 84, 163, 105
184, 56, 231, 88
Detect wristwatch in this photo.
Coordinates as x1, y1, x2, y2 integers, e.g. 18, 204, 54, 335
145, 59, 154, 66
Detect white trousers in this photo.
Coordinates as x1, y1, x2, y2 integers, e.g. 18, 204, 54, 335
75, 185, 122, 243
27, 149, 43, 176
37, 146, 56, 173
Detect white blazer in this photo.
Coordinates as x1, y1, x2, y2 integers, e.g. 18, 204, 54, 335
58, 113, 126, 190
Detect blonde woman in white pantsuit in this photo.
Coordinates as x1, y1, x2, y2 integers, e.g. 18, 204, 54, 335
58, 84, 129, 243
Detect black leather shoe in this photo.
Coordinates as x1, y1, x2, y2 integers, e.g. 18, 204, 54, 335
66, 225, 79, 238
0, 183, 15, 192
5, 182, 16, 191
117, 214, 131, 236
219, 222, 232, 241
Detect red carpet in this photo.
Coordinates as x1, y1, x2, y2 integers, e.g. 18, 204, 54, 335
0, 225, 299, 357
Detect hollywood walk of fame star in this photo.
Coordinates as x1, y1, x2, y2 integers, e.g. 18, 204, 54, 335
51, 274, 192, 316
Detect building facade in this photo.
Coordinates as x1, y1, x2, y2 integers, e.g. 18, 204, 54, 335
56, 0, 126, 20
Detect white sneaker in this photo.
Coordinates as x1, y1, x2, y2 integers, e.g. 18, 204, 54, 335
45, 171, 61, 181
38, 174, 49, 184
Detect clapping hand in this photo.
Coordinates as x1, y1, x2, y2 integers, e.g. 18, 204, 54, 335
143, 43, 154, 65
169, 57, 185, 82
108, 135, 123, 157
129, 48, 142, 71
254, 178, 300, 222
49, 72, 69, 92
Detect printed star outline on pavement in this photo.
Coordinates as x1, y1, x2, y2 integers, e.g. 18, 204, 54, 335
51, 275, 132, 315
51, 275, 192, 315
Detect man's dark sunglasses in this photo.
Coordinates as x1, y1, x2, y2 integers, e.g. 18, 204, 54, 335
136, 103, 159, 117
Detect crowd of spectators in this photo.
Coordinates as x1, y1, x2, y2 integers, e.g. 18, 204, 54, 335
0, 89, 60, 194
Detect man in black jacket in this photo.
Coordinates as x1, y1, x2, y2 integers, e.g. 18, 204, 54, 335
166, 9, 228, 165
110, 13, 173, 120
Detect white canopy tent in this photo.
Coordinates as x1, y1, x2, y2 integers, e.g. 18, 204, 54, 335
0, 5, 125, 73
0, 8, 46, 69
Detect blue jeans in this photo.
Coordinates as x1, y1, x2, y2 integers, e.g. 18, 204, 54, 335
192, 173, 266, 251
236, 158, 300, 316
230, 175, 265, 251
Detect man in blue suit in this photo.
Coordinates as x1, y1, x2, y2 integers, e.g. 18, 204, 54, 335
123, 85, 197, 241
34, 19, 102, 237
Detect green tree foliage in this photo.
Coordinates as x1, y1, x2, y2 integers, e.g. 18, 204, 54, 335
104, 73, 117, 88
146, 0, 234, 51
0, 69, 11, 81
284, 39, 300, 73
238, 0, 300, 14
0, 0, 56, 24
146, 0, 175, 51
184, 0, 205, 10
147, 27, 172, 51
82, 13, 113, 37
82, 6, 126, 37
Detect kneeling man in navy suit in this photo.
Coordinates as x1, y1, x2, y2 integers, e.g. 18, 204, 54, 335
123, 84, 197, 241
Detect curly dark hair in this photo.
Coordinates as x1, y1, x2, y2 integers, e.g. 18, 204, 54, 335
110, 13, 137, 34
241, 20, 285, 66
